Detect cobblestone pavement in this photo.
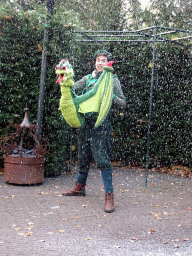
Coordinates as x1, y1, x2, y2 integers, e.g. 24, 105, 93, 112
0, 166, 192, 256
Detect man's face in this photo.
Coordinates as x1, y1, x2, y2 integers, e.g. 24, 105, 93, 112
95, 55, 109, 73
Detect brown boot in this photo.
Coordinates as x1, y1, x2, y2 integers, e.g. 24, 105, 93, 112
62, 183, 86, 196
104, 193, 114, 213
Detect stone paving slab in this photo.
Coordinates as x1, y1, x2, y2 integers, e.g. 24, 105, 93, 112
0, 166, 192, 256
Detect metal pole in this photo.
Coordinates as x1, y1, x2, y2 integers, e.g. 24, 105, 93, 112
36, 0, 54, 136
145, 27, 157, 187
69, 34, 75, 172
36, 28, 48, 136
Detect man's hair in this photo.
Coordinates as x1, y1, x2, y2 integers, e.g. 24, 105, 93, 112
94, 50, 112, 61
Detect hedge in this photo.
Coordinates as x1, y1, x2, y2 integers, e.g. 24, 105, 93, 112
1, 5, 191, 176
72, 42, 192, 169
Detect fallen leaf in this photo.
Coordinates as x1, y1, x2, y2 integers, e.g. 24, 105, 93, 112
59, 229, 65, 233
51, 206, 59, 209
84, 238, 92, 240
148, 228, 157, 234
4, 195, 15, 199
25, 225, 34, 230
172, 239, 179, 242
17, 232, 33, 237
60, 202, 64, 205
15, 227, 21, 231
131, 237, 138, 242
152, 204, 159, 207
18, 233, 25, 236
25, 232, 33, 237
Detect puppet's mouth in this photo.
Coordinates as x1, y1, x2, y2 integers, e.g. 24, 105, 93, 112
56, 73, 66, 84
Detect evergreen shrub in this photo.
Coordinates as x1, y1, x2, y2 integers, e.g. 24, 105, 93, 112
0, 4, 72, 176
110, 43, 192, 168
72, 42, 192, 169
1, 4, 191, 175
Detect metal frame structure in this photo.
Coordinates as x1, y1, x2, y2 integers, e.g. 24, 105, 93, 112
71, 26, 192, 186
36, 3, 191, 182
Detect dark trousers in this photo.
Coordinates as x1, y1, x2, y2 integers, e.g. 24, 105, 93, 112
76, 115, 113, 193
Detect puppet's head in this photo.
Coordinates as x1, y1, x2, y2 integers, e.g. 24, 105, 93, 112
55, 59, 74, 85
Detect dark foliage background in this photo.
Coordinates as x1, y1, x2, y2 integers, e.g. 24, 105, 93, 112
73, 42, 192, 169
0, 4, 191, 176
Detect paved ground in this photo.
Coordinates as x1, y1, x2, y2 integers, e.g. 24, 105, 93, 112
0, 165, 192, 256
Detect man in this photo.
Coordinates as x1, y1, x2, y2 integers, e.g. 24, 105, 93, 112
62, 50, 126, 213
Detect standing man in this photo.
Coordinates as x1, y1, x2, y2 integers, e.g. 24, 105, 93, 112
62, 50, 126, 213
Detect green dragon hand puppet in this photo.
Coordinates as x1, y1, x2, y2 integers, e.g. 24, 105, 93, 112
55, 59, 114, 128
